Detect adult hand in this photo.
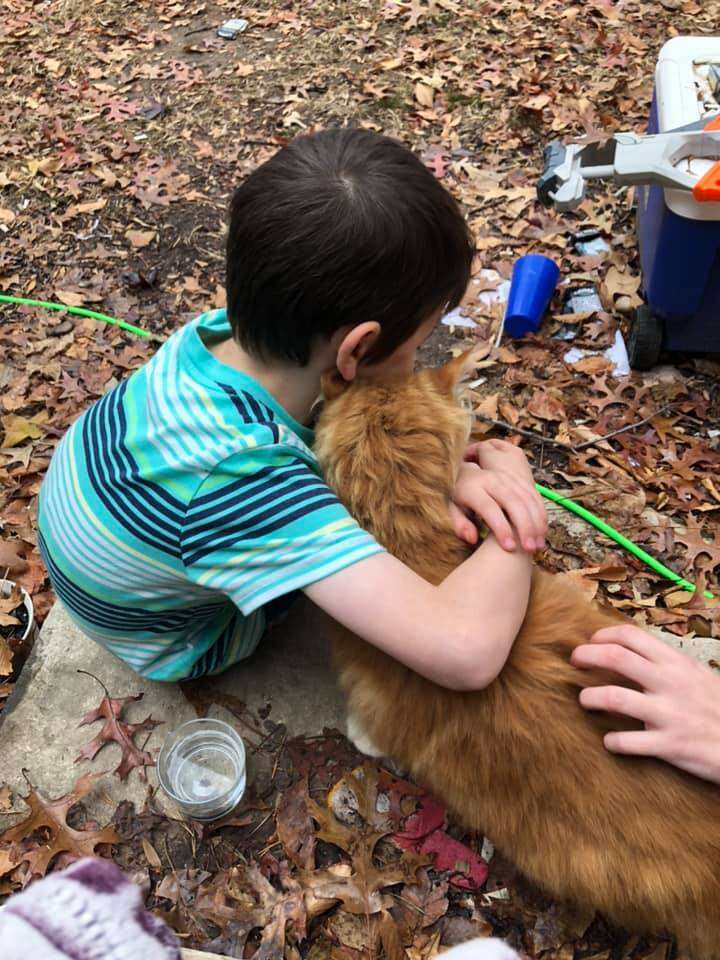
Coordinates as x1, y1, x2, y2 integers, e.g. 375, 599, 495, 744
572, 624, 720, 784
449, 440, 547, 552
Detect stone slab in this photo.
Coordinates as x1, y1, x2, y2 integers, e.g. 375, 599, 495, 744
0, 598, 346, 828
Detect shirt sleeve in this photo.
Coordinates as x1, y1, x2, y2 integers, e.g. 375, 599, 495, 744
180, 445, 385, 615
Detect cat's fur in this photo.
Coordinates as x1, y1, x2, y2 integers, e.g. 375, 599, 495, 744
314, 350, 720, 957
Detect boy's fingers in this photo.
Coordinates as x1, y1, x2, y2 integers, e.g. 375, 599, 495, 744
486, 478, 538, 551
448, 502, 478, 545
500, 476, 547, 545
525, 486, 548, 541
470, 492, 516, 550
463, 442, 483, 463
589, 625, 670, 664
603, 729, 664, 758
579, 684, 659, 723
571, 642, 656, 689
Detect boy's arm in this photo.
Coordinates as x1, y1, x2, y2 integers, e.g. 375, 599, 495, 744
304, 534, 531, 691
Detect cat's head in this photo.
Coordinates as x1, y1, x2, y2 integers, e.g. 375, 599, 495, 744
314, 347, 484, 503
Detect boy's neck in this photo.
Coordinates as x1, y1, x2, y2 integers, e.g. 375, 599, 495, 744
209, 336, 324, 426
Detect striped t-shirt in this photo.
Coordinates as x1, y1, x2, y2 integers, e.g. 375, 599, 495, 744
37, 308, 383, 681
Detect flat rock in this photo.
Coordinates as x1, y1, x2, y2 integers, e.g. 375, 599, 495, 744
0, 598, 346, 828
2, 584, 718, 831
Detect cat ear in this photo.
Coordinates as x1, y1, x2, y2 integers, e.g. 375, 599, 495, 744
321, 370, 352, 401
435, 345, 489, 392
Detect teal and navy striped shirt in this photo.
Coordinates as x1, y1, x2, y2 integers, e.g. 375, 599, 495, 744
38, 309, 383, 680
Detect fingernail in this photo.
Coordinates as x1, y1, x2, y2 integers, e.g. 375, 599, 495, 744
504, 538, 516, 550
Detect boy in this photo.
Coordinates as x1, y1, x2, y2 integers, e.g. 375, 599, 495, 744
38, 128, 546, 690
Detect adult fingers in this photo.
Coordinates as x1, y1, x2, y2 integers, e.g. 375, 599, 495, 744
603, 729, 665, 758
579, 684, 660, 724
571, 642, 657, 689
589, 625, 674, 664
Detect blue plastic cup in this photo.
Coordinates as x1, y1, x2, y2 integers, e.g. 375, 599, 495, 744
503, 254, 560, 338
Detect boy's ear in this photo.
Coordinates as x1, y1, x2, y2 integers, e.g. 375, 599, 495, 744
435, 345, 490, 393
321, 369, 351, 401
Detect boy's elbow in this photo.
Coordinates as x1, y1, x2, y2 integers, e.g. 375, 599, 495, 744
440, 628, 508, 692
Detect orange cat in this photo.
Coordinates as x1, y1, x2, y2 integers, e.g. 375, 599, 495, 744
314, 350, 720, 957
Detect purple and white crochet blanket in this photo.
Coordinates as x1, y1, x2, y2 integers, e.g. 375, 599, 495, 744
0, 858, 180, 960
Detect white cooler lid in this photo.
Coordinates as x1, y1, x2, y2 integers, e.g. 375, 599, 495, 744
656, 36, 720, 220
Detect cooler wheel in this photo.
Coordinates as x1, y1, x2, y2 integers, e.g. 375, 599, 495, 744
628, 305, 663, 371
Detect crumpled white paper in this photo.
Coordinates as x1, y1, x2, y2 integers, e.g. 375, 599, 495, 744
564, 329, 631, 377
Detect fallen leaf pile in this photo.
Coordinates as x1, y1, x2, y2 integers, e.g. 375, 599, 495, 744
0, 702, 678, 957
0, 0, 718, 954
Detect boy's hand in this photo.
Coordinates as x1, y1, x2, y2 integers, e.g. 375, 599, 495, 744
572, 625, 720, 784
450, 440, 547, 552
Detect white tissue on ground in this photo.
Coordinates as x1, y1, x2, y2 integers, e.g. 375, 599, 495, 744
441, 270, 511, 328
441, 306, 477, 328
563, 329, 631, 377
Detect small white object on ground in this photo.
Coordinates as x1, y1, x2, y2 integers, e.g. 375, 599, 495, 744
442, 938, 520, 959
575, 236, 610, 256
477, 269, 511, 309
217, 18, 249, 38
442, 306, 476, 328
564, 329, 631, 377
442, 270, 511, 329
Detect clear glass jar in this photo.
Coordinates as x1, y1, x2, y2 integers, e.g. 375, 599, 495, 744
157, 718, 246, 821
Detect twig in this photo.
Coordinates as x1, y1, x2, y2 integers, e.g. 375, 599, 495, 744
76, 669, 111, 701
474, 414, 573, 451
390, 892, 427, 916
270, 731, 288, 782
251, 726, 279, 755
183, 25, 212, 37
572, 403, 673, 451
244, 811, 273, 840
256, 838, 282, 859
476, 403, 673, 455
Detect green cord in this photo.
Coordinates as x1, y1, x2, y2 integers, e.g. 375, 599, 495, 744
537, 483, 715, 600
0, 293, 155, 340
0, 293, 715, 600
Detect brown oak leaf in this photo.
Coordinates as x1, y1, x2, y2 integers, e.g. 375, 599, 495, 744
0, 540, 28, 576
527, 389, 567, 423
76, 683, 162, 781
193, 861, 307, 960
0, 771, 118, 878
305, 766, 425, 915
673, 518, 720, 575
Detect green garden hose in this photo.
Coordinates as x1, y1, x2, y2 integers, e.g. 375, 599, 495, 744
0, 293, 155, 339
0, 293, 715, 600
537, 484, 715, 600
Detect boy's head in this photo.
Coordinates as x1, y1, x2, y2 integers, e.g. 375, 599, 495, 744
226, 128, 474, 373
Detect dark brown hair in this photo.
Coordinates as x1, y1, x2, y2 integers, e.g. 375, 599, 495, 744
226, 128, 474, 366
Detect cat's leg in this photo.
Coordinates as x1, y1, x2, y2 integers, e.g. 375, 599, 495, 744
346, 711, 408, 776
346, 709, 385, 758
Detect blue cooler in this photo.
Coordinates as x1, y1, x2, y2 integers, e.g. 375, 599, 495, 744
538, 36, 720, 368
633, 37, 720, 367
